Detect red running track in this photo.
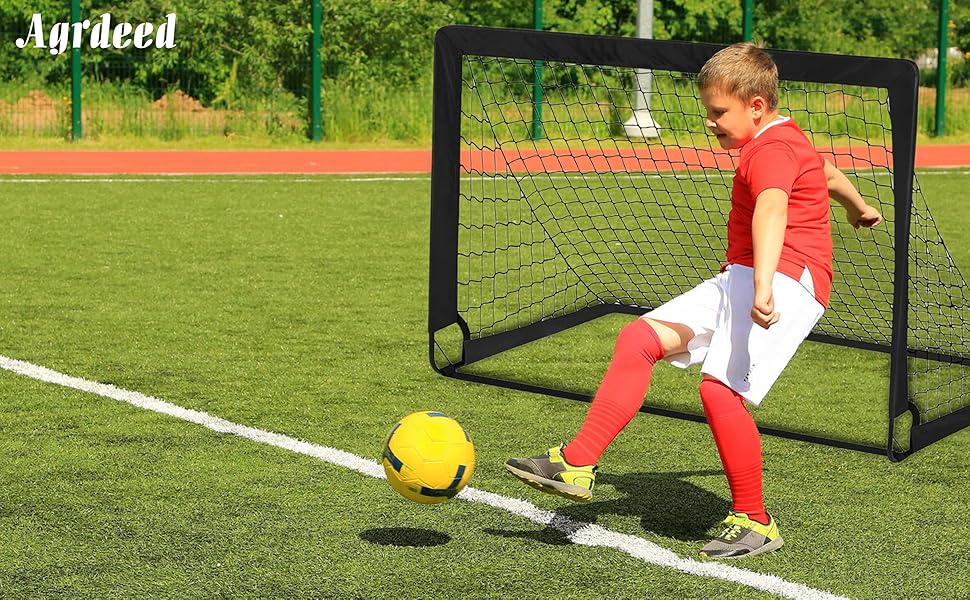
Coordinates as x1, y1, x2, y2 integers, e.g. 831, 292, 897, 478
0, 145, 969, 174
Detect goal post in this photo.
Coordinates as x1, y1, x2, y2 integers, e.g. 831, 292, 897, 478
429, 25, 969, 461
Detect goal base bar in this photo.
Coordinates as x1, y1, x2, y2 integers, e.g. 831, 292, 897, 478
443, 368, 886, 457
902, 404, 970, 459
433, 304, 967, 461
460, 304, 968, 369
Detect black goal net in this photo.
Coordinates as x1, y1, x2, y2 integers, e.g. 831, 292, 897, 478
429, 26, 968, 460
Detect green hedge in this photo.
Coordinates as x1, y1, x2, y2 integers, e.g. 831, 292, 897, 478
2, 0, 966, 105
1, 0, 968, 142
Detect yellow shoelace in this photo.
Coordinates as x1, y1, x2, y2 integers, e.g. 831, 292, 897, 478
718, 523, 744, 541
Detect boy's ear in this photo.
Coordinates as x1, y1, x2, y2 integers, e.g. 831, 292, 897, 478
750, 95, 767, 117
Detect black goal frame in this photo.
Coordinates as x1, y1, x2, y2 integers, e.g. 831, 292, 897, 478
428, 25, 969, 461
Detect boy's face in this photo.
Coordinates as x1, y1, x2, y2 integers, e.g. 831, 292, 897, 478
700, 87, 768, 150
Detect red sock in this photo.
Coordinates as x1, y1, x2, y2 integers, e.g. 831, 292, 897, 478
562, 319, 663, 467
699, 378, 769, 525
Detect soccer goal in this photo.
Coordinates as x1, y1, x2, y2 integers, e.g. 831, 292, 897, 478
428, 26, 969, 461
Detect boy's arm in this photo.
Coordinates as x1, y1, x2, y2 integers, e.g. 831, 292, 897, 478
824, 159, 883, 229
751, 188, 788, 329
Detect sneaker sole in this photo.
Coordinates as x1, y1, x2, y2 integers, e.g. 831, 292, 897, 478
700, 535, 784, 560
503, 463, 593, 503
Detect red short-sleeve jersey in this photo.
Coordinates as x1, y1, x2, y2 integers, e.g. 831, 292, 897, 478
727, 117, 832, 306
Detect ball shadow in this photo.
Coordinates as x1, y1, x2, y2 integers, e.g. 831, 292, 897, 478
359, 527, 451, 547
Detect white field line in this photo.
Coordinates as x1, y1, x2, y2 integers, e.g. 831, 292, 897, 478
0, 168, 966, 185
0, 177, 430, 183
0, 354, 846, 600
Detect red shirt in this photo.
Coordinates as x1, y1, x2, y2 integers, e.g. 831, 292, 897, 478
727, 117, 832, 306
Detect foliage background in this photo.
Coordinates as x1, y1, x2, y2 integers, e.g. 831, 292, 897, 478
2, 1, 967, 107
0, 1, 967, 142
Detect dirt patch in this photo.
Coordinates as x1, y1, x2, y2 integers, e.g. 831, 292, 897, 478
0, 90, 65, 133
15, 90, 58, 111
152, 90, 206, 111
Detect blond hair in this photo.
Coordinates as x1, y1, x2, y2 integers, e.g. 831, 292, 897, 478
698, 42, 778, 110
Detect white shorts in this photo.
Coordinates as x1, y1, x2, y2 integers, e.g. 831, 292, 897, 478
643, 264, 824, 406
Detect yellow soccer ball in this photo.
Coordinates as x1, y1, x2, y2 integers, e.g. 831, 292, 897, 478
382, 411, 475, 504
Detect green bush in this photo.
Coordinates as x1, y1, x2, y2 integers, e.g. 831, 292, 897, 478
1, 0, 969, 142
919, 60, 970, 89
952, 60, 970, 88
0, 0, 452, 104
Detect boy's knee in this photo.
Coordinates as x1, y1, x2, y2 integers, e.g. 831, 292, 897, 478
614, 319, 664, 363
699, 377, 723, 399
699, 377, 745, 415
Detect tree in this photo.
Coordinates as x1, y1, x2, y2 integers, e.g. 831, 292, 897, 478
754, 0, 936, 58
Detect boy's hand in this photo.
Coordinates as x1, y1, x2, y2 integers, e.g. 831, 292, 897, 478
751, 287, 780, 329
845, 204, 883, 229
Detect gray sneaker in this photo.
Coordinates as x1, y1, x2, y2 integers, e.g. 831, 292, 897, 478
700, 512, 784, 560
504, 445, 596, 502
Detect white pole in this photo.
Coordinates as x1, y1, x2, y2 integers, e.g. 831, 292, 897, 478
623, 0, 660, 139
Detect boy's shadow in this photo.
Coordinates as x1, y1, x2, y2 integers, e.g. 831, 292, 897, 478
485, 470, 727, 545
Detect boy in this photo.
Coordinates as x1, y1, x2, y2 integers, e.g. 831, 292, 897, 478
504, 43, 883, 560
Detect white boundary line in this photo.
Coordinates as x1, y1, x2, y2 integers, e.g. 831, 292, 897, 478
0, 176, 431, 183
0, 354, 845, 600
0, 168, 967, 185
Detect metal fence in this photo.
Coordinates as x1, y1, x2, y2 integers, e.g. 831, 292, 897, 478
0, 1, 961, 143
0, 1, 322, 142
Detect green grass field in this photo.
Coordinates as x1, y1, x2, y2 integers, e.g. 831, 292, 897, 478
0, 172, 967, 599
